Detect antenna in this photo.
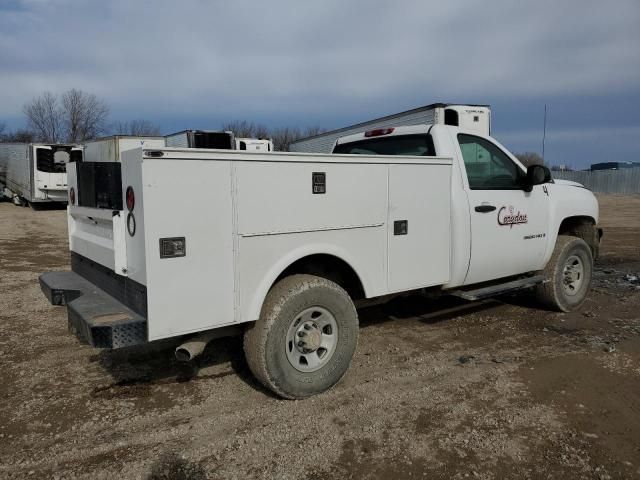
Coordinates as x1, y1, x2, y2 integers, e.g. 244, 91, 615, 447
542, 104, 547, 162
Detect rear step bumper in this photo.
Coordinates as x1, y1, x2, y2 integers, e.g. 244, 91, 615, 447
39, 271, 147, 349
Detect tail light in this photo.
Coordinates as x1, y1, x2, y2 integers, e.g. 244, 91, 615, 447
126, 186, 135, 211
69, 187, 75, 205
364, 128, 394, 138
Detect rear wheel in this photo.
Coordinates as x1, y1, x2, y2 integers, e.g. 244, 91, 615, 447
535, 235, 593, 312
243, 274, 358, 399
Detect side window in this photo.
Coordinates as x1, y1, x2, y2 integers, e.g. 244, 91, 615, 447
458, 134, 523, 190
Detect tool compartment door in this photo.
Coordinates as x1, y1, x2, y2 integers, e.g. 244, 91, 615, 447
387, 163, 451, 292
142, 158, 235, 340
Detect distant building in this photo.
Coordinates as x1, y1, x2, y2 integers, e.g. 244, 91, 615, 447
590, 162, 639, 171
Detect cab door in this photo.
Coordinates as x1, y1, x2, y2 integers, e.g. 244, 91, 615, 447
455, 133, 550, 285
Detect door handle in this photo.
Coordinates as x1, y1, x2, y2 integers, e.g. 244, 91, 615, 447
475, 205, 496, 213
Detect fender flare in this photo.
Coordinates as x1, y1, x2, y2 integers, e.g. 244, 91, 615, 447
245, 243, 372, 322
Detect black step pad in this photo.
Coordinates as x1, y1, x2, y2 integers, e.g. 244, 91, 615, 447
40, 271, 147, 349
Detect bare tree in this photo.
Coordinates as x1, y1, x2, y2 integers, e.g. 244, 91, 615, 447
515, 151, 545, 168
221, 120, 270, 139
253, 124, 270, 139
113, 119, 161, 136
1, 129, 34, 143
270, 126, 327, 151
23, 91, 62, 143
219, 121, 327, 151
271, 126, 302, 151
303, 126, 326, 138
23, 89, 110, 143
62, 89, 109, 142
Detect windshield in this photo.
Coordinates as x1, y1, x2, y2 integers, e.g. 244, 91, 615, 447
333, 134, 435, 156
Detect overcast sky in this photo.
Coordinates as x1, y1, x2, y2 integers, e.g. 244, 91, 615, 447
1, 0, 639, 168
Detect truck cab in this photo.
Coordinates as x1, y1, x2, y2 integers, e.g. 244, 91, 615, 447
333, 124, 600, 290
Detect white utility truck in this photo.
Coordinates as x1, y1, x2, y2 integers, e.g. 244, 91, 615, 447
0, 143, 82, 206
40, 124, 601, 399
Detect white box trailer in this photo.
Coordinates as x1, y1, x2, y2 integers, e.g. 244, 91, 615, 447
165, 130, 235, 149
289, 103, 491, 153
83, 136, 165, 162
0, 143, 82, 205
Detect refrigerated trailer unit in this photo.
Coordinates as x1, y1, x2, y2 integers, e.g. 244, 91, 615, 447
165, 130, 235, 149
289, 103, 491, 153
235, 138, 273, 152
166, 130, 273, 152
83, 136, 166, 162
0, 143, 82, 204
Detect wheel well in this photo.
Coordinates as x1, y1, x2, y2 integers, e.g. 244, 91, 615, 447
276, 254, 366, 300
558, 216, 599, 258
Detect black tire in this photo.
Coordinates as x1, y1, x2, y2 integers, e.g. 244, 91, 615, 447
535, 235, 593, 312
243, 274, 358, 399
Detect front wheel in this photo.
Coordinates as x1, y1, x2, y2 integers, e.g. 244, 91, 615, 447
535, 235, 593, 312
243, 274, 359, 399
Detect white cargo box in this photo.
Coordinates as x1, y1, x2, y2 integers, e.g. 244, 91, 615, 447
82, 136, 165, 162
66, 148, 452, 340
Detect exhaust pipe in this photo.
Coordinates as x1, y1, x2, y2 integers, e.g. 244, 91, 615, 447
175, 331, 217, 362
175, 326, 242, 362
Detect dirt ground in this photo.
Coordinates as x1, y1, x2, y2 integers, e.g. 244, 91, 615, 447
0, 195, 639, 480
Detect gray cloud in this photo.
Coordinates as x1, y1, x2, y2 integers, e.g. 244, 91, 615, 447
1, 0, 639, 131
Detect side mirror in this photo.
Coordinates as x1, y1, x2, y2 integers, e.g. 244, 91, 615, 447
523, 165, 551, 192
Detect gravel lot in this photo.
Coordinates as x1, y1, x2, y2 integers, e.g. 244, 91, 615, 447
1, 195, 639, 479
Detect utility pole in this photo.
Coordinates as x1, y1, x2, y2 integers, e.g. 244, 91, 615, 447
542, 104, 547, 163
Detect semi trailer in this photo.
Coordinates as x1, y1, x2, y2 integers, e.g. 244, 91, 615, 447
40, 124, 601, 399
165, 129, 273, 152
289, 103, 491, 153
0, 143, 82, 206
165, 130, 235, 149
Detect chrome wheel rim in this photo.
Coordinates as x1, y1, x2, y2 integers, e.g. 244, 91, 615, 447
285, 306, 338, 373
562, 254, 585, 296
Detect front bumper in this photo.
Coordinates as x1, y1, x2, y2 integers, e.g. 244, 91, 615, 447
39, 271, 147, 349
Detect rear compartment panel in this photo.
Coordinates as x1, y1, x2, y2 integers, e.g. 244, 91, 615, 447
141, 157, 235, 340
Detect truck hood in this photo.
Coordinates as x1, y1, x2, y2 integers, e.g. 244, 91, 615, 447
553, 178, 585, 188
